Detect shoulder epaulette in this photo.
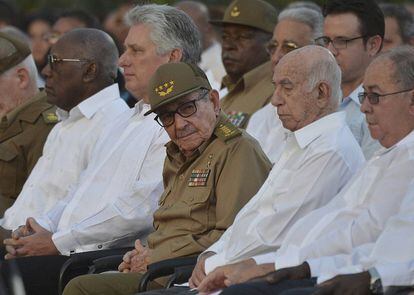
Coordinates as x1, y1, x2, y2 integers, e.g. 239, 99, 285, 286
214, 121, 242, 142
42, 111, 59, 124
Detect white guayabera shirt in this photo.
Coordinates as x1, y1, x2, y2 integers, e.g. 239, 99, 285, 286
36, 101, 169, 255
252, 131, 414, 275
1, 84, 129, 230
204, 111, 365, 274
307, 183, 414, 287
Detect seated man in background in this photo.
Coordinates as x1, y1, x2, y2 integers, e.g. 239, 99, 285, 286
62, 62, 271, 295
246, 5, 324, 163
0, 32, 56, 217
380, 3, 414, 52
211, 0, 277, 128
0, 28, 128, 234
200, 46, 414, 295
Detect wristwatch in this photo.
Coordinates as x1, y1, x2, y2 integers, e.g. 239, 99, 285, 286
368, 267, 384, 294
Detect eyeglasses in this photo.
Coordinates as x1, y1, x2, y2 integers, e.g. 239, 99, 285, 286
47, 54, 91, 70
358, 88, 414, 105
154, 90, 209, 127
266, 40, 299, 56
314, 35, 366, 50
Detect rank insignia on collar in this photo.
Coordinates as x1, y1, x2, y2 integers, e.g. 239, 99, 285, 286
155, 80, 174, 97
226, 111, 249, 128
188, 169, 210, 187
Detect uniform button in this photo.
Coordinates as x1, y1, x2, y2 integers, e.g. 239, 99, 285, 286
179, 175, 185, 180
97, 245, 102, 249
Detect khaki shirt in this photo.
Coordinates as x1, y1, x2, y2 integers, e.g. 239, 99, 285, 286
221, 61, 274, 129
147, 114, 271, 263
0, 91, 57, 215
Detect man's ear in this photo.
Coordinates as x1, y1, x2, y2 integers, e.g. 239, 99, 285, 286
168, 48, 183, 63
209, 89, 220, 115
83, 63, 97, 83
15, 68, 30, 89
366, 35, 383, 56
315, 81, 330, 109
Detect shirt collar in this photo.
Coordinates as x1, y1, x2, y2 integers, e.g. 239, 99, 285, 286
62, 84, 121, 121
294, 111, 346, 149
134, 100, 151, 116
343, 84, 363, 106
3, 90, 44, 124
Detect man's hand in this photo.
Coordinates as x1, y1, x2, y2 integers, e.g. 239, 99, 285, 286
253, 262, 311, 285
197, 259, 275, 293
118, 240, 152, 273
189, 252, 215, 288
312, 272, 371, 295
3, 218, 58, 259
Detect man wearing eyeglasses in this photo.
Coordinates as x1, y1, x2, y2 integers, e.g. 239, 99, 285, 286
314, 0, 384, 159
198, 46, 414, 295
246, 6, 324, 163
62, 62, 271, 295
0, 28, 129, 236
210, 0, 277, 129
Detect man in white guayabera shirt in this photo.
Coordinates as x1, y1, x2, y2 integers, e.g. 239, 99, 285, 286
138, 45, 365, 295
0, 28, 129, 233
3, 4, 202, 258
197, 46, 414, 295
246, 6, 324, 163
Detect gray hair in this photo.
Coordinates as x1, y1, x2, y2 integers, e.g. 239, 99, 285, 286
278, 7, 323, 40
3, 54, 39, 87
305, 47, 342, 104
125, 4, 202, 64
382, 46, 414, 89
380, 3, 414, 44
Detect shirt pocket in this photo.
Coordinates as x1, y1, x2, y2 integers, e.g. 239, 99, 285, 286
0, 145, 18, 199
181, 187, 212, 232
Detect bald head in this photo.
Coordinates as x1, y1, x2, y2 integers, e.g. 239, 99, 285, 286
58, 28, 119, 83
272, 45, 342, 131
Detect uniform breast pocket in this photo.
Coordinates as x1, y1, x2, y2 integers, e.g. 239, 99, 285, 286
0, 145, 19, 199
181, 188, 212, 232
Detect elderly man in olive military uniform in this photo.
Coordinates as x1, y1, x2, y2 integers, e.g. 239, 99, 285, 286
211, 0, 277, 128
0, 32, 57, 217
63, 62, 271, 295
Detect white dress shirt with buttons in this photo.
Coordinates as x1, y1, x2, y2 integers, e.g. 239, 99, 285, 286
305, 182, 414, 287
0, 84, 129, 230
246, 103, 288, 164
36, 101, 169, 255
204, 111, 365, 274
341, 85, 381, 159
252, 131, 414, 275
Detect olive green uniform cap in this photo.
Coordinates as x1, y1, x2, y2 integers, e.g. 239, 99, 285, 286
210, 0, 277, 33
0, 32, 31, 74
145, 62, 212, 116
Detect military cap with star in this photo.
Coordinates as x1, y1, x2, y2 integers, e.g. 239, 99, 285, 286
145, 62, 212, 116
0, 32, 31, 75
210, 0, 277, 33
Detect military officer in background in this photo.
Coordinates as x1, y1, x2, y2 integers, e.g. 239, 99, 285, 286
0, 32, 57, 216
210, 0, 277, 128
63, 62, 271, 295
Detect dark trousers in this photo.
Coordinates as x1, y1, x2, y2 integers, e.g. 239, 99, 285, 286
1, 255, 70, 295
1, 248, 132, 295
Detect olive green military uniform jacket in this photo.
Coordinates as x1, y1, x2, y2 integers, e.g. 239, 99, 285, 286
147, 113, 271, 264
0, 90, 57, 215
220, 61, 274, 128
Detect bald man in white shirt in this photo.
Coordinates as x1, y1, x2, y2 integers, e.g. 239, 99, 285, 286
199, 46, 414, 295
